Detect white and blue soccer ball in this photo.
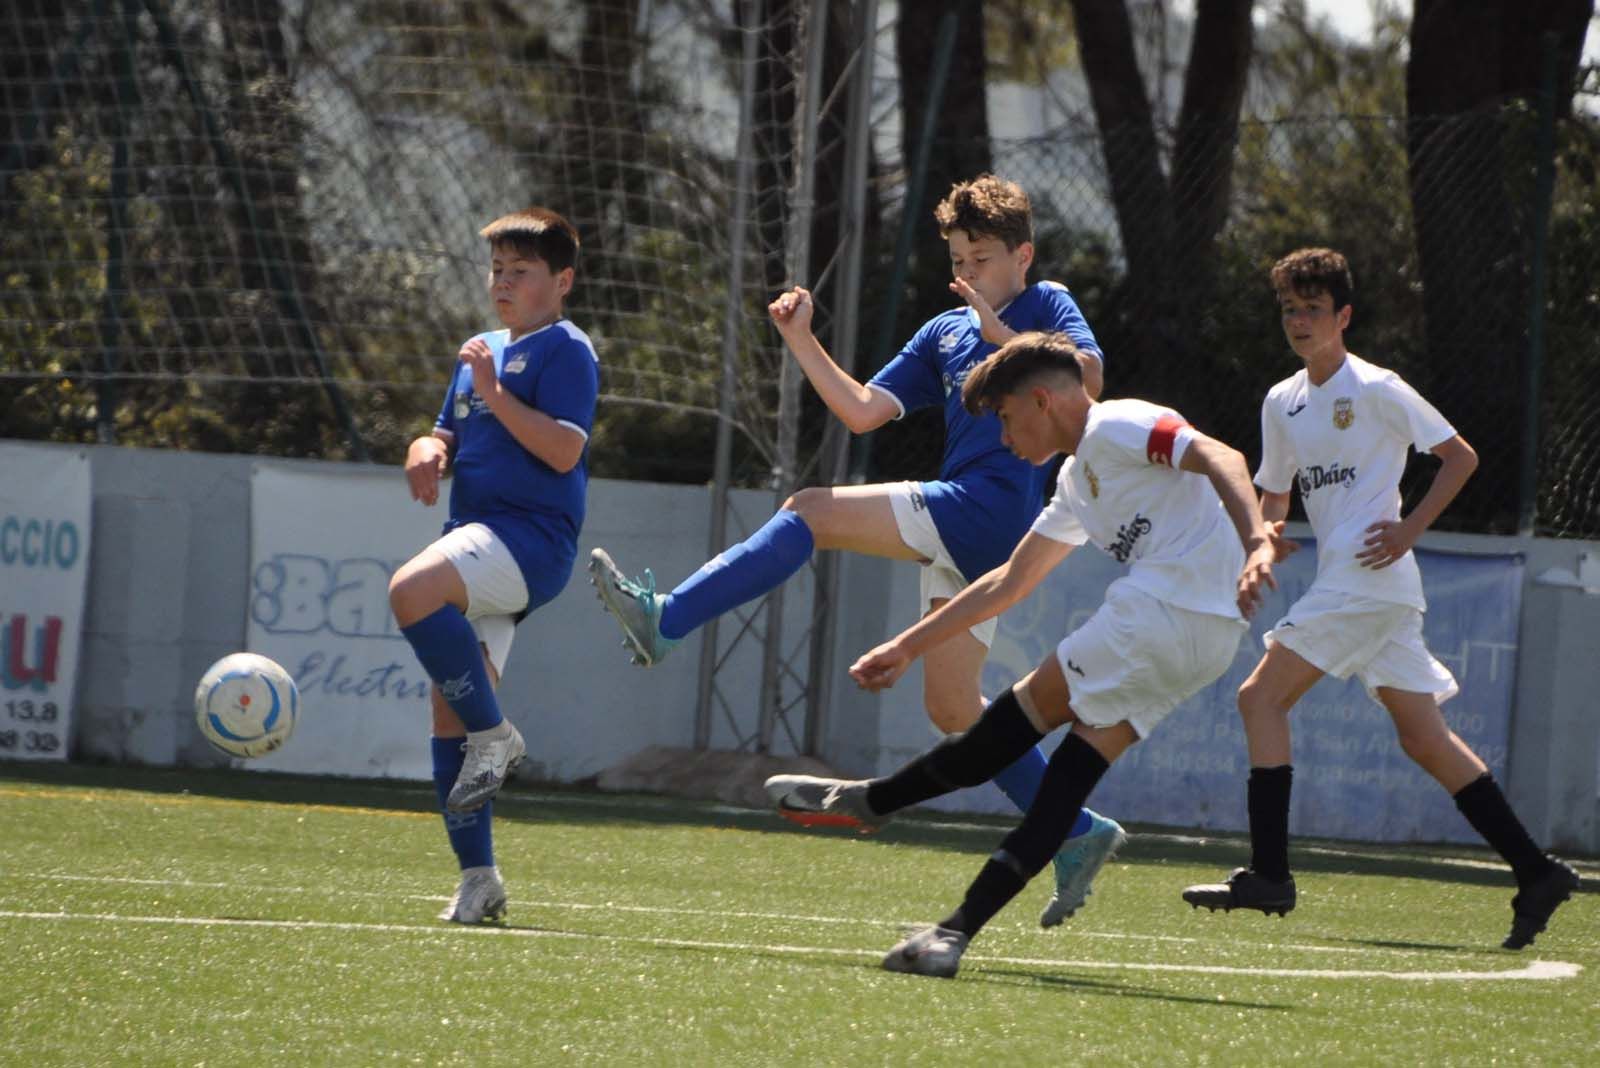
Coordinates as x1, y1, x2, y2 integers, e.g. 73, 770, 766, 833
194, 652, 299, 759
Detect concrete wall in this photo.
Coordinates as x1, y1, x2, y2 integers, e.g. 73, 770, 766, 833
25, 441, 1600, 852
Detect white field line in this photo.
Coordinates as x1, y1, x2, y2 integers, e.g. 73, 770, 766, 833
0, 909, 1579, 982
8, 871, 1515, 960
9, 784, 1597, 878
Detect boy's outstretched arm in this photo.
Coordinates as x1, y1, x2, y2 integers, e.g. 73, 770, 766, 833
1178, 433, 1281, 617
1357, 434, 1478, 570
849, 532, 1074, 691
768, 286, 900, 434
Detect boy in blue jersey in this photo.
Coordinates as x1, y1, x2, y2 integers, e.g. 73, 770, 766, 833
389, 207, 599, 925
589, 175, 1125, 925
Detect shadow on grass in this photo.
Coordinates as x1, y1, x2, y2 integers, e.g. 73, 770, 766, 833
7, 759, 1595, 897
482, 916, 1300, 1008
977, 968, 1296, 1010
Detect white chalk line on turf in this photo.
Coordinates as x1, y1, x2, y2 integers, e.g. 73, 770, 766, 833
0, 909, 1578, 982
11, 871, 1508, 961
13, 784, 1597, 878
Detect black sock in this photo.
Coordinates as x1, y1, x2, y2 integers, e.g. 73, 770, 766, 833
867, 687, 1043, 815
1453, 773, 1551, 885
1248, 765, 1293, 882
938, 732, 1111, 937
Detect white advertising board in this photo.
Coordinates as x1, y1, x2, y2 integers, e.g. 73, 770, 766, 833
0, 446, 90, 762
247, 463, 442, 778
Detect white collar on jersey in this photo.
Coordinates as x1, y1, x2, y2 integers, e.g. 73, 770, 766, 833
507, 317, 565, 347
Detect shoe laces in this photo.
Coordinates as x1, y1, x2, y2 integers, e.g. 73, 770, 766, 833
627, 567, 660, 613
611, 562, 658, 605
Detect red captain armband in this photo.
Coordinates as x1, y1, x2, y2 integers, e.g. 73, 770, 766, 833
1146, 413, 1188, 466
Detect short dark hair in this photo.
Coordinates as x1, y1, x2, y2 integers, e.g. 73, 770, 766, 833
934, 174, 1033, 250
962, 331, 1083, 415
480, 207, 580, 273
1271, 247, 1352, 311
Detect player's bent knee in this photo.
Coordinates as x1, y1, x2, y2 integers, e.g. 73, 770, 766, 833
388, 566, 443, 624
1237, 679, 1288, 720
925, 695, 979, 735
781, 488, 827, 528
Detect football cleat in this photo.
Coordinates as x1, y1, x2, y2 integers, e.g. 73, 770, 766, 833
588, 547, 681, 667
1040, 811, 1128, 927
882, 924, 970, 978
763, 774, 888, 832
446, 722, 525, 812
438, 866, 507, 925
1182, 867, 1297, 917
1503, 857, 1580, 950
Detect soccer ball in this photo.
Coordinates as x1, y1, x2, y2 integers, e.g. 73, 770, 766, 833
194, 652, 299, 759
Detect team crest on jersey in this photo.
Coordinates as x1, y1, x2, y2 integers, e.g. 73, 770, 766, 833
1333, 397, 1354, 430
454, 393, 470, 420
1082, 461, 1100, 498
504, 356, 527, 374
938, 331, 960, 354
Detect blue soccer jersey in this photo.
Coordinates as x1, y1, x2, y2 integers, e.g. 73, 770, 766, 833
867, 281, 1101, 580
434, 320, 600, 601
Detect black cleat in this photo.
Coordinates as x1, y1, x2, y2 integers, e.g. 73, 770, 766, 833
1502, 858, 1580, 950
1183, 867, 1296, 917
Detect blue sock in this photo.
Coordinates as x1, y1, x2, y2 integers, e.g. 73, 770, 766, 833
401, 606, 501, 732
658, 509, 815, 640
432, 736, 494, 869
993, 745, 1094, 838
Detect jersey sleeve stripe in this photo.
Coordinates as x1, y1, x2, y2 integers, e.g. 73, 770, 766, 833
865, 382, 907, 420
1146, 413, 1187, 466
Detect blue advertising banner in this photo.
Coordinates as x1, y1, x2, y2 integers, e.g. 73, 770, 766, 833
981, 541, 1523, 844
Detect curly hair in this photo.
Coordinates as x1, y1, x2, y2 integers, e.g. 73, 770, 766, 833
934, 174, 1033, 249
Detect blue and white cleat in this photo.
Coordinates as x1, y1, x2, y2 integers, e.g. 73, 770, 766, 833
1040, 811, 1127, 927
587, 547, 681, 667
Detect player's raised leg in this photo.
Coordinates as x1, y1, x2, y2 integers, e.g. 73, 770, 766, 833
1184, 642, 1318, 915
589, 484, 922, 666
390, 545, 525, 812
1378, 685, 1581, 949
920, 622, 1124, 926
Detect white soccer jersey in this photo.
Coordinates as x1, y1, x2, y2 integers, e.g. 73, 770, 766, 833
1256, 353, 1456, 610
1031, 399, 1245, 620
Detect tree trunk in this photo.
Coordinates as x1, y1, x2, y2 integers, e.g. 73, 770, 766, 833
1067, 0, 1173, 291
896, 0, 992, 335
568, 0, 645, 300
1405, 0, 1592, 530
1170, 0, 1254, 274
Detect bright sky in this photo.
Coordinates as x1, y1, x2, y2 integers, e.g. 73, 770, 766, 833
1303, 0, 1381, 41
1291, 0, 1596, 62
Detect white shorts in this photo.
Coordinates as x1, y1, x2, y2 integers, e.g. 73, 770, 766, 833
1056, 579, 1247, 739
1265, 587, 1458, 705
887, 481, 997, 648
430, 522, 529, 678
